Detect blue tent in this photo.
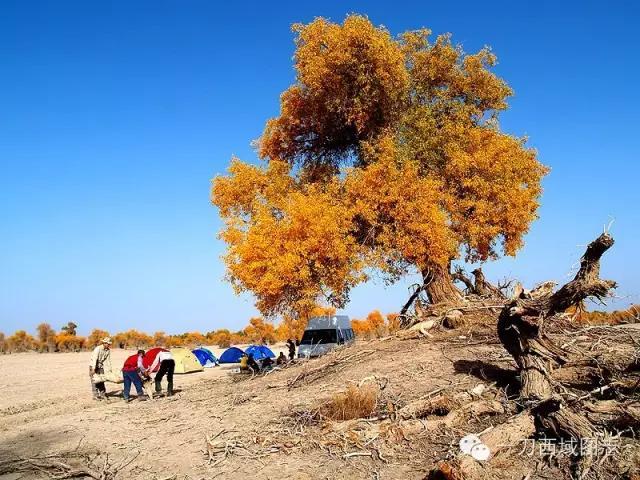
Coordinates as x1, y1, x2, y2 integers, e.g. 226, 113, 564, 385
219, 346, 245, 364
245, 345, 275, 361
192, 348, 218, 367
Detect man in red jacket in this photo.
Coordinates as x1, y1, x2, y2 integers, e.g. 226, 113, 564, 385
121, 350, 147, 402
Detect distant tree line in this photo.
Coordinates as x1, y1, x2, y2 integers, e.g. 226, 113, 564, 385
568, 304, 640, 325
0, 306, 383, 353
1, 304, 636, 354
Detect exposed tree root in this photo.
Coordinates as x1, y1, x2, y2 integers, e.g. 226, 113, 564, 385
0, 449, 139, 480
425, 233, 640, 479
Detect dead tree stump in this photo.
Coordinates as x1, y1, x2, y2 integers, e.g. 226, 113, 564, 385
498, 233, 617, 403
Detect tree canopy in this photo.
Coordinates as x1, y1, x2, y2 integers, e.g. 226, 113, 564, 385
212, 15, 547, 316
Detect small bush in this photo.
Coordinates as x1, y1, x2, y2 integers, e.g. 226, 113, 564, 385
321, 384, 379, 421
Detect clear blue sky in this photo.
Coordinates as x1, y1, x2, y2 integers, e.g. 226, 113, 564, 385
1, 1, 638, 336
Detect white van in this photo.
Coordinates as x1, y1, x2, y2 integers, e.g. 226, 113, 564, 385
297, 315, 354, 358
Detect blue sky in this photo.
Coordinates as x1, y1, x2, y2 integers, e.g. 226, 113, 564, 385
1, 1, 638, 336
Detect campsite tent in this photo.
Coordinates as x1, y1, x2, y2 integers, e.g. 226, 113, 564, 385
170, 348, 204, 374
142, 347, 169, 373
219, 346, 244, 363
192, 348, 218, 368
245, 345, 275, 361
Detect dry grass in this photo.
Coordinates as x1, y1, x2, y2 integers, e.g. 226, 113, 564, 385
321, 383, 380, 421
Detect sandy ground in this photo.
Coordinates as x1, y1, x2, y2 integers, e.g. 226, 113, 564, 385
0, 337, 484, 479
1, 334, 638, 479
0, 344, 286, 412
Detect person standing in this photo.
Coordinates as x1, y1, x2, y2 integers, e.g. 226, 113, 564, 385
121, 349, 147, 402
89, 337, 113, 400
286, 339, 296, 361
149, 350, 175, 396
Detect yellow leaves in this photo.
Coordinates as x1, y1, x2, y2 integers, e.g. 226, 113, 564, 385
87, 329, 110, 348
260, 15, 408, 165
442, 128, 548, 260
345, 139, 457, 272
213, 15, 549, 315
212, 158, 293, 218
352, 311, 399, 339
292, 15, 408, 133
243, 317, 277, 344
213, 160, 366, 317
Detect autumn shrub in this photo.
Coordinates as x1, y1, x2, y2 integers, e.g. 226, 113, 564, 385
55, 334, 85, 352
573, 304, 640, 325
36, 323, 57, 352
321, 384, 380, 421
86, 329, 110, 348
113, 329, 153, 349
165, 335, 184, 348
153, 331, 168, 347
208, 329, 232, 348
243, 317, 277, 344
352, 311, 400, 339
6, 330, 38, 353
351, 318, 372, 339
183, 331, 207, 347
0, 332, 6, 353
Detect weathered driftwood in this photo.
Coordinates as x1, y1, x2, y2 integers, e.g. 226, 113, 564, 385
451, 266, 504, 299
497, 233, 617, 403
430, 233, 630, 479
451, 266, 475, 293
472, 268, 504, 298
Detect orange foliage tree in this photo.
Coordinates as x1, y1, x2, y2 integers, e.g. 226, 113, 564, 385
153, 331, 168, 347
183, 331, 207, 347
87, 329, 110, 348
6, 330, 37, 353
113, 329, 153, 349
212, 15, 547, 317
36, 323, 57, 352
207, 329, 233, 348
243, 317, 277, 344
352, 311, 400, 339
55, 333, 85, 352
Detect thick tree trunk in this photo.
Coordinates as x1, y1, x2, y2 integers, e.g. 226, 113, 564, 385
423, 263, 462, 305
471, 268, 503, 298
399, 264, 462, 324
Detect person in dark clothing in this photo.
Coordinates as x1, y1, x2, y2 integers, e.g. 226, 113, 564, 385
276, 352, 287, 365
286, 339, 296, 360
246, 353, 260, 373
121, 349, 146, 402
261, 356, 274, 370
149, 350, 175, 396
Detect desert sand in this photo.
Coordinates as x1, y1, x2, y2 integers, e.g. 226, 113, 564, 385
0, 337, 459, 479
1, 333, 637, 479
0, 345, 286, 413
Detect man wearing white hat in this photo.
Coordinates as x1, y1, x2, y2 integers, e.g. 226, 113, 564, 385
89, 337, 115, 400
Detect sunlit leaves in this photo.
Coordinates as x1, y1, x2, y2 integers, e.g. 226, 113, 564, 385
212, 15, 547, 316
